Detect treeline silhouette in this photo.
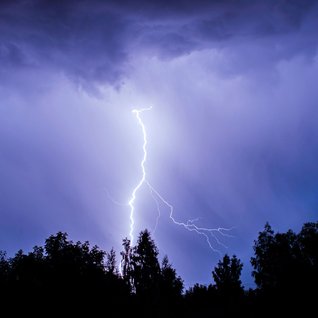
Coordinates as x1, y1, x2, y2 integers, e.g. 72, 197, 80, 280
0, 222, 317, 316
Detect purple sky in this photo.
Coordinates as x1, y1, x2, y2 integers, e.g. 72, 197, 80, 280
1, 0, 318, 288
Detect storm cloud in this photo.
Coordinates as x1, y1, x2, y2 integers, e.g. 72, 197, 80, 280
1, 0, 317, 86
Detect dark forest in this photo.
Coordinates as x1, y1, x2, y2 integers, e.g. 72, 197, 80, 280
1, 221, 317, 317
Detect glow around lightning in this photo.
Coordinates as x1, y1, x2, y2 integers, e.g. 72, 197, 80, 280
127, 107, 232, 251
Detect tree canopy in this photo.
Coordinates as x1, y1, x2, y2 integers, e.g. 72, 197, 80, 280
0, 221, 317, 317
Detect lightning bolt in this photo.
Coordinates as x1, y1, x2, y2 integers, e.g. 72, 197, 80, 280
128, 107, 152, 243
126, 106, 233, 251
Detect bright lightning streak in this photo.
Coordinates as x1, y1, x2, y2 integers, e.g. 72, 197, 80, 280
128, 106, 152, 244
126, 106, 233, 251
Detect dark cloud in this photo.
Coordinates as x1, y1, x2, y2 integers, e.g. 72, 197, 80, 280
0, 0, 317, 88
0, 0, 131, 87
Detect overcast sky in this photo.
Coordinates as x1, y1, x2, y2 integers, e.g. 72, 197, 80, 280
1, 0, 318, 287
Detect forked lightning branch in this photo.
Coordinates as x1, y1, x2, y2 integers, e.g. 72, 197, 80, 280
127, 107, 233, 253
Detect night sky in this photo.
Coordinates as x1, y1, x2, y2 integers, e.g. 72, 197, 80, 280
1, 0, 318, 288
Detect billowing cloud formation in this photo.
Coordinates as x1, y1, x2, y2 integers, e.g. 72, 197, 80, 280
1, 0, 317, 87
0, 1, 318, 287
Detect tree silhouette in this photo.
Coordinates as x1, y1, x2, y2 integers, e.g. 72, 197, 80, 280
0, 251, 9, 289
44, 232, 106, 293
106, 247, 118, 275
130, 229, 161, 298
158, 255, 183, 315
298, 222, 318, 274
0, 222, 317, 316
251, 223, 302, 293
251, 221, 318, 316
184, 283, 218, 316
120, 237, 132, 289
160, 255, 183, 299
0, 231, 131, 315
212, 254, 243, 297
297, 222, 318, 311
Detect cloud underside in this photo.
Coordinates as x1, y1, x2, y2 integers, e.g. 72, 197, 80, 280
0, 0, 317, 87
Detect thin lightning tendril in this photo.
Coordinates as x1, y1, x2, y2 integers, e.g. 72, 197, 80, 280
149, 185, 161, 234
125, 106, 233, 251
